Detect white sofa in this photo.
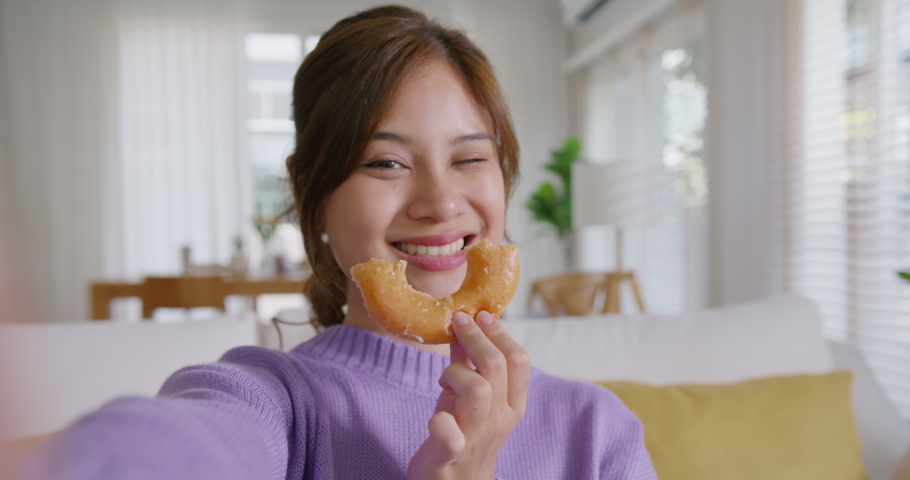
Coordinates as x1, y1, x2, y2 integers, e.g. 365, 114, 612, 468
0, 314, 260, 443
503, 295, 910, 480
1, 296, 907, 479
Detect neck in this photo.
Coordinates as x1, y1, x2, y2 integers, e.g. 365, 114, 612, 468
343, 283, 451, 356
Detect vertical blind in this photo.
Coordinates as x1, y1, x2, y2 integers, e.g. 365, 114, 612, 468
785, 0, 910, 417
578, 1, 708, 314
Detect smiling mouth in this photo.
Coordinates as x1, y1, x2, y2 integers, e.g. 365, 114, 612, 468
392, 236, 470, 257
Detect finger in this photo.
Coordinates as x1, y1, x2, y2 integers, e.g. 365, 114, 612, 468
439, 362, 492, 428
475, 311, 532, 413
427, 411, 465, 461
435, 387, 457, 415
451, 311, 508, 389
449, 340, 475, 370
407, 411, 464, 477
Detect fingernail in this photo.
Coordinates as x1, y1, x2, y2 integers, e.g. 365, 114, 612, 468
453, 312, 470, 326
477, 311, 495, 326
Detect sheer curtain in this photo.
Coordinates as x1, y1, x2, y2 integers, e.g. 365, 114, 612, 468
0, 0, 248, 321
115, 1, 247, 278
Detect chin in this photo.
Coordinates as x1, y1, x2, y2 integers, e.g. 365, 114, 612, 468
407, 272, 465, 300
416, 282, 461, 300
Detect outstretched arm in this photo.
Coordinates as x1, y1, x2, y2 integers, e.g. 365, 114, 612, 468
13, 354, 295, 480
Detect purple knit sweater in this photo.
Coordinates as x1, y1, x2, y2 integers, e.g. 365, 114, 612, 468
20, 325, 656, 479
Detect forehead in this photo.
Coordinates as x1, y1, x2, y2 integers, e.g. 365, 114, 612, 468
375, 60, 495, 138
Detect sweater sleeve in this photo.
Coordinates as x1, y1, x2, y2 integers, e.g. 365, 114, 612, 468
16, 351, 295, 480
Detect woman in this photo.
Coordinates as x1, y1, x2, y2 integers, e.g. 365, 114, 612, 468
16, 6, 656, 479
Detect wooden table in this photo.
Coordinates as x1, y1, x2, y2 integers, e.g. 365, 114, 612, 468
90, 275, 307, 320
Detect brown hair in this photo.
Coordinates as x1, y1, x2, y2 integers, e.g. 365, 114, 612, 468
288, 5, 519, 329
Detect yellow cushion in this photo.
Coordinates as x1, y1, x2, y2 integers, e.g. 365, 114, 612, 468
597, 371, 866, 480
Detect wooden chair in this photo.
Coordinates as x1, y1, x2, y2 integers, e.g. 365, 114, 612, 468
528, 273, 608, 317
141, 276, 228, 318
601, 270, 646, 314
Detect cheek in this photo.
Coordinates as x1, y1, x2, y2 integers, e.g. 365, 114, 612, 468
327, 179, 393, 228
323, 179, 402, 267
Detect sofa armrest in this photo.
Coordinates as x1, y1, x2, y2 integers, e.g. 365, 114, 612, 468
0, 315, 259, 441
828, 340, 910, 480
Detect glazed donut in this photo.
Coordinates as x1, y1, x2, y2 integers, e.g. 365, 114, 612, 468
350, 238, 520, 344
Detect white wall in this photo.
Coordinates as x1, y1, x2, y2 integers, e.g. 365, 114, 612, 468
0, 0, 118, 323
702, 0, 785, 306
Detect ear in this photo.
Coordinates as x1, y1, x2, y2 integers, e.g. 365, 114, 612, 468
285, 155, 294, 175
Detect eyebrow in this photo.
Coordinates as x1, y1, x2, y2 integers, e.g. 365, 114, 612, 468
452, 132, 494, 145
373, 131, 411, 143
372, 131, 494, 145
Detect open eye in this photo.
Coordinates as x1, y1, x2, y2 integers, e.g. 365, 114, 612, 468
364, 159, 402, 169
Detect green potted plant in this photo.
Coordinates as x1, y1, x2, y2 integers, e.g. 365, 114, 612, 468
526, 136, 582, 267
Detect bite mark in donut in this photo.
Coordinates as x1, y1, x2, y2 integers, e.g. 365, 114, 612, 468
350, 238, 520, 344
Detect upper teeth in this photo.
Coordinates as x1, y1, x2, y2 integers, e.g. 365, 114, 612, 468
395, 238, 466, 257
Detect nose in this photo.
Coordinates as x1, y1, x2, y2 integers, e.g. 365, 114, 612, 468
406, 166, 465, 224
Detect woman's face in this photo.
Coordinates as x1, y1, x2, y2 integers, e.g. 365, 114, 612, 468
323, 60, 506, 302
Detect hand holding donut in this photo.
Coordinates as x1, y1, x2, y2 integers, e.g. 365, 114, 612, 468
351, 238, 528, 477
406, 310, 531, 480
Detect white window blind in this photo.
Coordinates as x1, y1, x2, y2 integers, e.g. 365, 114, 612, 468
784, 0, 910, 417
578, 2, 708, 314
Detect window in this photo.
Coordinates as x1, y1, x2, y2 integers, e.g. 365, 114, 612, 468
244, 33, 311, 220
241, 33, 320, 321
784, 0, 910, 417
243, 33, 318, 270
578, 3, 708, 314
